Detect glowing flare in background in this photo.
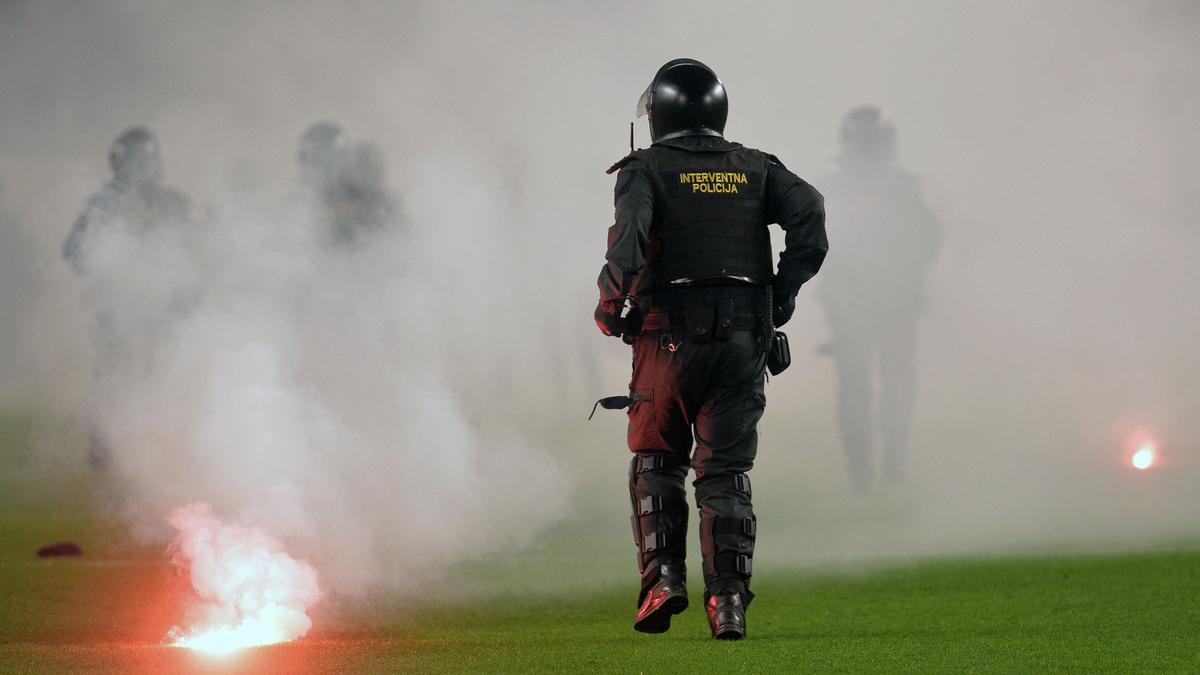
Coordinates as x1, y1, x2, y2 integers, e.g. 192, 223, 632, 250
1131, 442, 1156, 471
164, 502, 321, 654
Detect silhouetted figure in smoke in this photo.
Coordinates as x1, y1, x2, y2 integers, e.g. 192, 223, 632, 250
63, 127, 190, 272
333, 140, 398, 247
297, 121, 348, 197
817, 106, 942, 493
297, 124, 403, 248
296, 121, 348, 242
62, 126, 192, 468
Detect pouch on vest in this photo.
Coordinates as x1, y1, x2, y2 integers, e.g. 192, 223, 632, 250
714, 293, 735, 341
684, 298, 716, 344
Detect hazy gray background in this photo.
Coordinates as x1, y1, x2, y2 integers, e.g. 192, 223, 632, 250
1, 0, 1197, 599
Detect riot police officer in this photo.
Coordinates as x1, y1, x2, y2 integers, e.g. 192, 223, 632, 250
294, 121, 352, 245
595, 59, 828, 639
63, 127, 190, 272
297, 121, 348, 194
62, 126, 192, 468
816, 106, 942, 492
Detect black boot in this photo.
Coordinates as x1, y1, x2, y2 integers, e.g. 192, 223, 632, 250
705, 592, 746, 640
634, 562, 689, 633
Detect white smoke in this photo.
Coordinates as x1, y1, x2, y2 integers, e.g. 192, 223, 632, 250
166, 502, 321, 652
71, 151, 573, 597
0, 0, 1197, 600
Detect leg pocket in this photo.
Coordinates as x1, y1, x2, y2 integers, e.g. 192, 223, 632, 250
627, 389, 667, 451
735, 391, 766, 442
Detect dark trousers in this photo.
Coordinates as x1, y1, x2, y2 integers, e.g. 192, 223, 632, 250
626, 323, 765, 604
830, 318, 916, 492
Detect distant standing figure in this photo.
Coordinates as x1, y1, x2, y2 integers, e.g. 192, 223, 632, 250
62, 126, 192, 468
817, 106, 942, 493
295, 121, 354, 246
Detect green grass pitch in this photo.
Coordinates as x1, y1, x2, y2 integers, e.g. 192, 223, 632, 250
2, 413, 1197, 672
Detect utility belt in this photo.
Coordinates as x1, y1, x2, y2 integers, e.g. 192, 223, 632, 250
637, 284, 768, 314
633, 285, 768, 339
643, 312, 763, 333
590, 287, 791, 420
633, 284, 790, 375
640, 311, 765, 355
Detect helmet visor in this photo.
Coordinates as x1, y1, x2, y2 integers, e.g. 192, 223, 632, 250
635, 81, 654, 119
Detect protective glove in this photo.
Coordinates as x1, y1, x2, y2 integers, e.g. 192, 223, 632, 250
594, 300, 625, 338
772, 290, 796, 328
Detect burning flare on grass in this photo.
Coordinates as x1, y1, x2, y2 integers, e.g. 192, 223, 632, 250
164, 502, 321, 654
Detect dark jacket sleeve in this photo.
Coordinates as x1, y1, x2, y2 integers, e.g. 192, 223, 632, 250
62, 194, 109, 274
62, 213, 89, 273
597, 159, 655, 306
765, 160, 828, 297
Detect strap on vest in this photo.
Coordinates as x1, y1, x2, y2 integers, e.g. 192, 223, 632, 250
606, 153, 638, 174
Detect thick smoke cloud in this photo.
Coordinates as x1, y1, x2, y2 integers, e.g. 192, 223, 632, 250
69, 165, 571, 595
1, 0, 1198, 599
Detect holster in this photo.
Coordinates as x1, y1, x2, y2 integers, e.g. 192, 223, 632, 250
766, 332, 791, 376
763, 285, 791, 376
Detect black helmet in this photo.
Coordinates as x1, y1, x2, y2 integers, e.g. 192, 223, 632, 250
298, 121, 348, 184
636, 58, 728, 144
839, 105, 896, 163
108, 126, 163, 184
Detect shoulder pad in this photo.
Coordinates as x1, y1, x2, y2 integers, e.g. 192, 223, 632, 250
606, 152, 642, 175
765, 153, 788, 170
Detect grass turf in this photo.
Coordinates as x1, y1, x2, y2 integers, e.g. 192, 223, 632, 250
2, 415, 1198, 672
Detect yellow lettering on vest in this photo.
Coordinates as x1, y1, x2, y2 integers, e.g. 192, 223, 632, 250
681, 171, 748, 195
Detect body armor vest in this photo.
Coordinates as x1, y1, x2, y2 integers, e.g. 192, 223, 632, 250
635, 143, 773, 294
